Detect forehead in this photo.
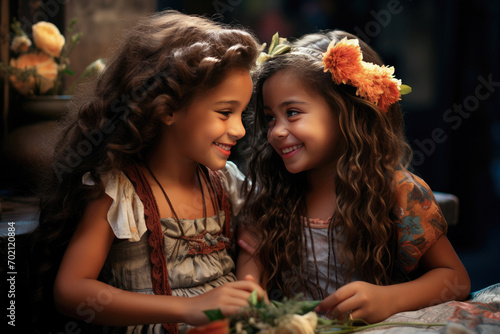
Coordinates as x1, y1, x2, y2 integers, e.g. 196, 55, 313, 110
262, 70, 317, 103
200, 68, 252, 98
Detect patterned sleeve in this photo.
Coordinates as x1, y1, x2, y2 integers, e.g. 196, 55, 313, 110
393, 170, 448, 273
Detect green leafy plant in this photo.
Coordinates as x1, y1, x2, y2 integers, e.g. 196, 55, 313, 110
199, 291, 446, 334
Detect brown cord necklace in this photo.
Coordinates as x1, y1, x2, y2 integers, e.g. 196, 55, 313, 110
144, 163, 207, 236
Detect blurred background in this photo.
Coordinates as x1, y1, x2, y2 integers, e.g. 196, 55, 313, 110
1, 0, 499, 291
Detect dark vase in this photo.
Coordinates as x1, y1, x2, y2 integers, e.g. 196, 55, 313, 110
20, 95, 73, 120
4, 95, 73, 192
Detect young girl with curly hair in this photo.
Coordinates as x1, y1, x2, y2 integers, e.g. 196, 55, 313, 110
29, 10, 264, 334
237, 30, 470, 324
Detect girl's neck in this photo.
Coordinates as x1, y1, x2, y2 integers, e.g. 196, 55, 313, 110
143, 130, 199, 187
142, 132, 213, 219
145, 155, 199, 187
306, 163, 336, 193
305, 166, 337, 220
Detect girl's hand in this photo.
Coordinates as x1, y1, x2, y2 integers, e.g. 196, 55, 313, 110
238, 238, 256, 255
315, 281, 396, 324
184, 278, 265, 326
237, 226, 258, 256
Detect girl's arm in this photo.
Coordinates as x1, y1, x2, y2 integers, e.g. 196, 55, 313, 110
316, 235, 470, 323
54, 194, 264, 327
236, 227, 265, 288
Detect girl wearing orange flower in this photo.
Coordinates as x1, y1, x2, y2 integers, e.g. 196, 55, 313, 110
237, 30, 470, 324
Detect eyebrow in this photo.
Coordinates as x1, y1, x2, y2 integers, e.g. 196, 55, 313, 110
263, 100, 307, 110
214, 100, 241, 106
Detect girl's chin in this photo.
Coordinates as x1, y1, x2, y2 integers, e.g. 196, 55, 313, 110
283, 164, 304, 174
204, 158, 228, 171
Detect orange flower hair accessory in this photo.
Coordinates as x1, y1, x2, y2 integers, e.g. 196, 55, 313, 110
322, 37, 411, 112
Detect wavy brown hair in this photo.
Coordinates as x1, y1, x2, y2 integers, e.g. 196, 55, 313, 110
27, 10, 259, 332
241, 30, 413, 299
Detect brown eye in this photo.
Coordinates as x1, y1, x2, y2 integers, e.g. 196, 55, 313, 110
286, 109, 300, 117
217, 111, 231, 117
264, 114, 275, 125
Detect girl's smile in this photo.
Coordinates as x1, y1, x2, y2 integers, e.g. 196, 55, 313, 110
213, 142, 235, 156
279, 144, 304, 158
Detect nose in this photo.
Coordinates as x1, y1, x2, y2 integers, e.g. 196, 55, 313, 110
228, 116, 246, 140
269, 119, 288, 140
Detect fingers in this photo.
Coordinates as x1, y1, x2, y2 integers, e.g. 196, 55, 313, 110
238, 238, 256, 255
242, 275, 269, 302
214, 282, 265, 318
227, 278, 266, 302
324, 298, 359, 320
242, 274, 256, 283
220, 288, 255, 308
315, 283, 363, 320
315, 283, 356, 312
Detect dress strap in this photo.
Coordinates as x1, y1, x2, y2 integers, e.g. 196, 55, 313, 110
208, 168, 233, 240
123, 163, 178, 334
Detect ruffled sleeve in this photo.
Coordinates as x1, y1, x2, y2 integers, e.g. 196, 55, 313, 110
393, 170, 448, 273
218, 161, 245, 216
82, 170, 147, 242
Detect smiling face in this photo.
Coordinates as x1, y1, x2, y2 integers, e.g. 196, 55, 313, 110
262, 70, 342, 175
167, 67, 253, 170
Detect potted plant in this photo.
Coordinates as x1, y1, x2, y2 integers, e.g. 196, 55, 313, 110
0, 18, 104, 118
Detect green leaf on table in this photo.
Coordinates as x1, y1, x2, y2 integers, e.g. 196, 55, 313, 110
248, 289, 259, 307
271, 300, 283, 308
204, 309, 225, 322
298, 300, 321, 314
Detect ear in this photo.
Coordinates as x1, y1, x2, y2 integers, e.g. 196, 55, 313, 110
161, 111, 177, 126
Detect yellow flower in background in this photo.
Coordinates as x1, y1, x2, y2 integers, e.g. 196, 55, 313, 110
32, 21, 65, 58
10, 53, 58, 94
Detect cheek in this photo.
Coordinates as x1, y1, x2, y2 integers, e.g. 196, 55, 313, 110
209, 122, 227, 138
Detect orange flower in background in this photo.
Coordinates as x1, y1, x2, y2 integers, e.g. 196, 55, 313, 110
322, 37, 408, 113
10, 53, 58, 94
32, 21, 65, 58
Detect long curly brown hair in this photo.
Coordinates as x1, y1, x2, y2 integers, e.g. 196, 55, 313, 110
27, 10, 259, 332
241, 30, 413, 299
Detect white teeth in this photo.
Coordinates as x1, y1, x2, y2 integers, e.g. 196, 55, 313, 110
282, 145, 302, 154
215, 142, 231, 151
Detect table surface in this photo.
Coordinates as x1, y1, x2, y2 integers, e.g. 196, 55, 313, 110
0, 196, 39, 236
